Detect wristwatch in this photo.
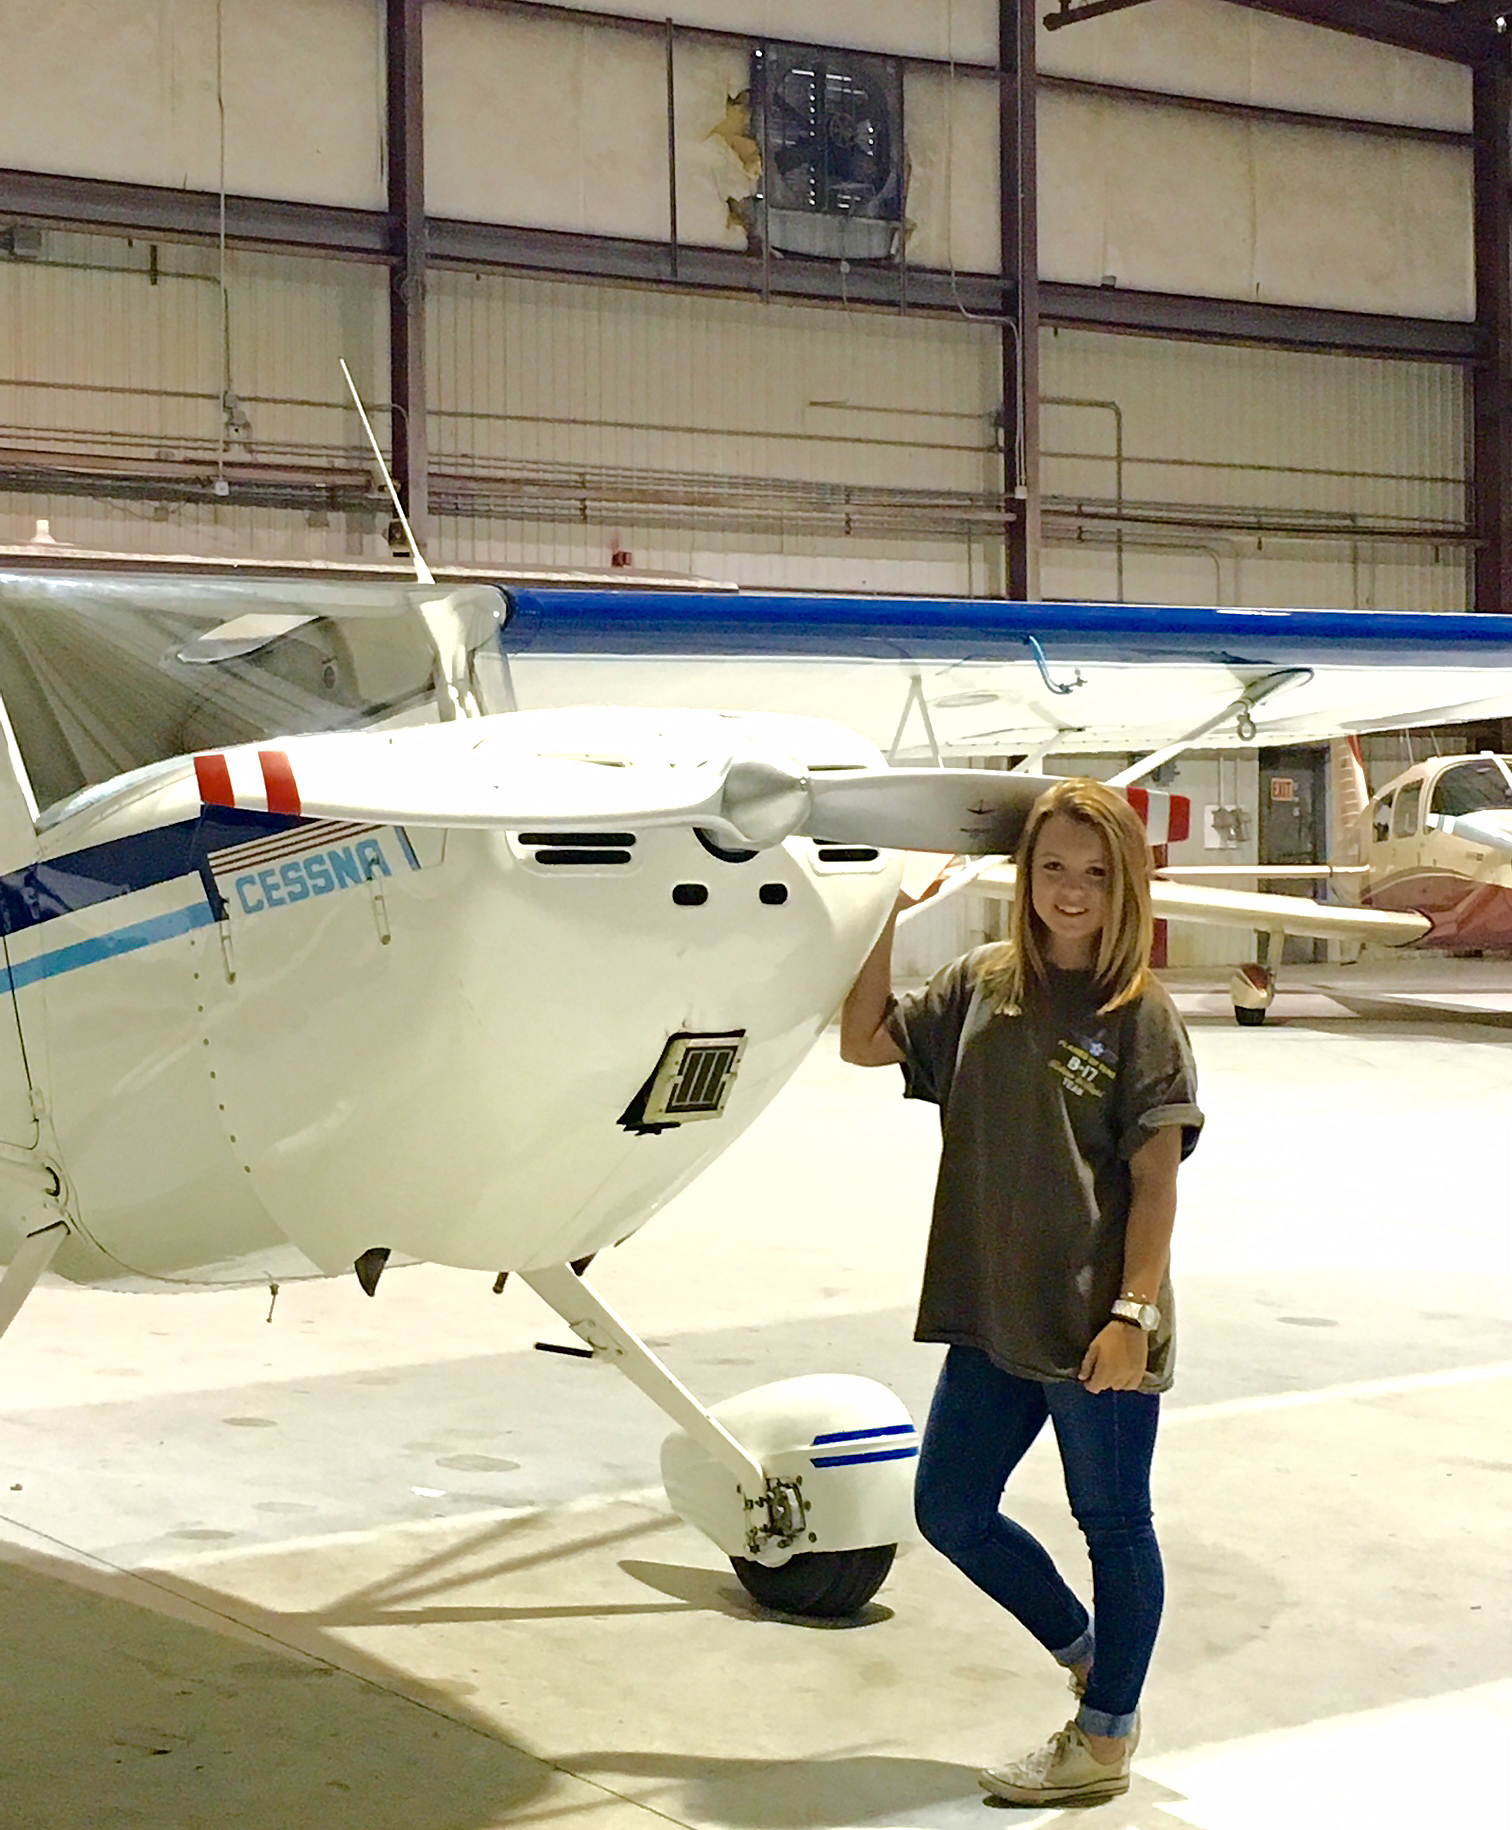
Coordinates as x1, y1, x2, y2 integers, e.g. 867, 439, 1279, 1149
1111, 1297, 1160, 1333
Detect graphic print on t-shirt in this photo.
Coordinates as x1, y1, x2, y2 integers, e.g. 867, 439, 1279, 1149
1049, 1032, 1118, 1100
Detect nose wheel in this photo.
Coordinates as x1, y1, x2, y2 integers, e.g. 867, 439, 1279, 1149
521, 1266, 916, 1621
1230, 960, 1276, 1027
730, 1543, 896, 1618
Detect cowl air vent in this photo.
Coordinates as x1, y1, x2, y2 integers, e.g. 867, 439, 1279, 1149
810, 839, 884, 872
518, 832, 636, 866
753, 42, 904, 262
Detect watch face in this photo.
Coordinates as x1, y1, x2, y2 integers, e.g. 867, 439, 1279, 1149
1114, 1299, 1159, 1332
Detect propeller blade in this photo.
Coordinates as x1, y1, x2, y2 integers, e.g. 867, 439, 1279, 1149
193, 726, 733, 834
800, 770, 1189, 855
802, 769, 1052, 854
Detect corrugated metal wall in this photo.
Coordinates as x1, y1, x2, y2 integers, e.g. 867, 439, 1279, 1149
428, 271, 1004, 591
0, 232, 1473, 616
1040, 328, 1469, 612
0, 232, 388, 560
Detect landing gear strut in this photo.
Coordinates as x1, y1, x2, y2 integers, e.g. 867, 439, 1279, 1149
521, 1263, 916, 1619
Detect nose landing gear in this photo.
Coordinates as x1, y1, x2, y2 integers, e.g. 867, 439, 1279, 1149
1230, 961, 1275, 1026
521, 1263, 916, 1619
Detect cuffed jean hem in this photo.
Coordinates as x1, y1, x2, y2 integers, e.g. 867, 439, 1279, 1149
1076, 1703, 1138, 1739
1053, 1628, 1094, 1668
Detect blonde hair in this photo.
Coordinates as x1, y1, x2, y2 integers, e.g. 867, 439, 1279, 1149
976, 777, 1155, 1015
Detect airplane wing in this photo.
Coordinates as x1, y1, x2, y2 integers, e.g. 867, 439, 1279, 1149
497, 590, 1512, 759
972, 862, 1431, 947
15, 567, 1512, 762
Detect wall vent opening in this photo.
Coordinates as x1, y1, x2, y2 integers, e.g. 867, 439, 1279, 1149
752, 42, 904, 263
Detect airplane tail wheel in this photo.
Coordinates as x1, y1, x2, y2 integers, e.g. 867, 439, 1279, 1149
729, 1544, 896, 1618
1234, 1005, 1267, 1027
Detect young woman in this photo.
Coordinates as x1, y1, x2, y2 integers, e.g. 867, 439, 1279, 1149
840, 777, 1202, 1808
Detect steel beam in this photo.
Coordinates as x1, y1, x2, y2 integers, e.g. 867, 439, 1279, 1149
0, 167, 387, 259
1001, 0, 1039, 599
1041, 282, 1483, 362
1040, 73, 1471, 149
0, 173, 1483, 364
1213, 0, 1498, 65
387, 0, 428, 541
1043, 0, 1158, 30
429, 216, 1006, 312
1473, 54, 1512, 613
445, 0, 1000, 80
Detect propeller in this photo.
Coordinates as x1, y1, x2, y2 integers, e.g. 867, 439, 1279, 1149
192, 726, 1187, 857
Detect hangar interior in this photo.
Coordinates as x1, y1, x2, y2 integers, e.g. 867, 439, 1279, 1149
0, 0, 1503, 965
0, 4, 1510, 1829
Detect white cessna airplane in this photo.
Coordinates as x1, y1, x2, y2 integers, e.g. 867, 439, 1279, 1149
4, 558, 1512, 1616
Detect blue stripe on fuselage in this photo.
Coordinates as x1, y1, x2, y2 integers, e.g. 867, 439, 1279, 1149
0, 903, 218, 991
501, 591, 1512, 665
0, 808, 302, 942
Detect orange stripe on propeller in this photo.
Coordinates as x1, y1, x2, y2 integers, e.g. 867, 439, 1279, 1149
194, 754, 234, 807
258, 750, 302, 816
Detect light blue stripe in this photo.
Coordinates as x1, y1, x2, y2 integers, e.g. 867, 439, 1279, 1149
2, 903, 216, 992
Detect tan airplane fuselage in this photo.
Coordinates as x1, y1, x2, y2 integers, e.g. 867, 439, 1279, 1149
1349, 754, 1512, 950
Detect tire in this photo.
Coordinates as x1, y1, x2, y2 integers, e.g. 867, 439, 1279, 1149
1235, 1005, 1267, 1027
729, 1543, 896, 1618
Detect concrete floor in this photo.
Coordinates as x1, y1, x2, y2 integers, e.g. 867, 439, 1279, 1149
1, 964, 1510, 1829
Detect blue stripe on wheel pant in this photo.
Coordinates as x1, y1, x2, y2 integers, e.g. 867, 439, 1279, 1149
810, 1446, 921, 1469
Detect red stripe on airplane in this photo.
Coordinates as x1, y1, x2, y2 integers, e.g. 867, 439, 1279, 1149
1167, 795, 1191, 844
194, 753, 234, 807
1126, 786, 1149, 829
259, 750, 301, 816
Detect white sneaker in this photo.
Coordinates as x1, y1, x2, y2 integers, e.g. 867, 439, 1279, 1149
978, 1720, 1131, 1806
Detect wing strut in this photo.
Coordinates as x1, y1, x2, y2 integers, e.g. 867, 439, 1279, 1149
339, 357, 501, 722
887, 674, 943, 766
1108, 668, 1313, 789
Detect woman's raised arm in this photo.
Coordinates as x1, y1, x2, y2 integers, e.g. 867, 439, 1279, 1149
839, 894, 909, 1066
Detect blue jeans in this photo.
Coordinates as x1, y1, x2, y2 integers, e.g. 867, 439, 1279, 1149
914, 1344, 1163, 1739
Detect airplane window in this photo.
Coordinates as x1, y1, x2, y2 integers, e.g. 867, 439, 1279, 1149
1371, 795, 1393, 843
0, 576, 438, 817
1430, 759, 1512, 818
1392, 780, 1421, 839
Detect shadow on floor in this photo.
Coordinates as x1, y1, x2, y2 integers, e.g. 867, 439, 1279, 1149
0, 1545, 552, 1830
551, 1748, 979, 1829
619, 1558, 895, 1628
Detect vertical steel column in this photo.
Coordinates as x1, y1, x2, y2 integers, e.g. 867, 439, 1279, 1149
387, 0, 428, 542
1000, 0, 1040, 599
1473, 49, 1512, 616
665, 17, 680, 281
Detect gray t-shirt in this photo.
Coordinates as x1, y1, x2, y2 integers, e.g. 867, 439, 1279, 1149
884, 949, 1203, 1392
